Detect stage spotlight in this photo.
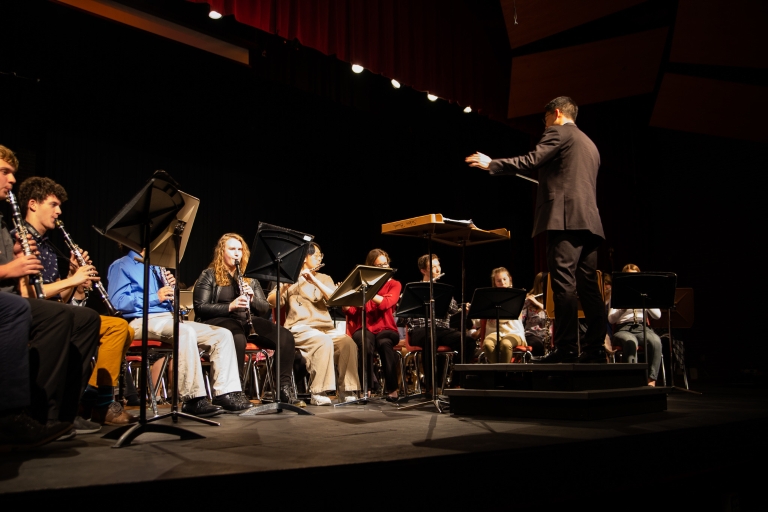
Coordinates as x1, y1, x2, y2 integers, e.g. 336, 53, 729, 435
391, 79, 401, 88
427, 93, 438, 102
351, 64, 364, 73
463, 106, 472, 113
209, 10, 222, 19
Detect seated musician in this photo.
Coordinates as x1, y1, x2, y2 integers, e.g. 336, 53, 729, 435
407, 254, 476, 392
108, 246, 252, 416
476, 267, 527, 363
267, 242, 360, 406
344, 249, 402, 402
607, 264, 662, 386
521, 271, 550, 357
193, 233, 305, 407
18, 177, 136, 429
0, 145, 100, 443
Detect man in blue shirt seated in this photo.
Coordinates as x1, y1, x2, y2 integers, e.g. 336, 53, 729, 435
108, 248, 252, 416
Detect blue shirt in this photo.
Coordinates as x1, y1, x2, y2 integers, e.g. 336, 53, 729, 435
107, 250, 172, 320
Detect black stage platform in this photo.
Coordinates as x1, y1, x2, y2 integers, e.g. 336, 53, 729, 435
1, 383, 766, 511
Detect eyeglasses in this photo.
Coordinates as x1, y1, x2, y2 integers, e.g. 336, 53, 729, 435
373, 262, 389, 267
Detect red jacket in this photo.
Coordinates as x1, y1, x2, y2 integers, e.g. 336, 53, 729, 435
345, 278, 402, 336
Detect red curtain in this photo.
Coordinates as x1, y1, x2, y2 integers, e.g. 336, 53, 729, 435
188, 0, 508, 120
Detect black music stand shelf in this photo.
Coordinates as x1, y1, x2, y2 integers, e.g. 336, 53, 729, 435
327, 265, 393, 407
395, 282, 453, 408
467, 287, 527, 362
240, 222, 313, 416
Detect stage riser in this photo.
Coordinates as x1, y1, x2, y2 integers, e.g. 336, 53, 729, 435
448, 393, 667, 420
462, 369, 648, 391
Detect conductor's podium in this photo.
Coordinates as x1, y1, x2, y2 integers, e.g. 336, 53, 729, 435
444, 363, 667, 420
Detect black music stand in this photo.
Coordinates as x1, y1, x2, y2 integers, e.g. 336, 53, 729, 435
611, 272, 676, 386
327, 265, 393, 407
240, 222, 313, 416
651, 288, 699, 394
98, 171, 217, 448
468, 287, 527, 362
395, 282, 454, 410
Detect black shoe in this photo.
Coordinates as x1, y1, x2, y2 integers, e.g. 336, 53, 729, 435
385, 395, 400, 403
0, 413, 73, 452
534, 347, 577, 364
212, 392, 253, 413
279, 385, 307, 408
577, 347, 606, 363
182, 397, 224, 417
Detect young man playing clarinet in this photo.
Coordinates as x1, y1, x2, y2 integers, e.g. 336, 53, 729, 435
18, 177, 138, 428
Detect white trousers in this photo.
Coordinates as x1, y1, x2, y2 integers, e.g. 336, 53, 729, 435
291, 324, 360, 394
129, 313, 241, 401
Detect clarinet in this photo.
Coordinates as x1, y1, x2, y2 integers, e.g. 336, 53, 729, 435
234, 259, 258, 341
55, 219, 119, 316
5, 191, 46, 298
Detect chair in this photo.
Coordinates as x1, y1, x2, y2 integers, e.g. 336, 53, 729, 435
125, 339, 174, 416
242, 342, 269, 401
400, 331, 423, 395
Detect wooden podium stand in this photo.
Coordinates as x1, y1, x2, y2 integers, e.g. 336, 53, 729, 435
383, 214, 509, 412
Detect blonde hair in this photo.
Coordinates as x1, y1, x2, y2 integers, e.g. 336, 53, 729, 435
490, 267, 512, 287
622, 263, 641, 272
0, 145, 19, 170
208, 233, 250, 286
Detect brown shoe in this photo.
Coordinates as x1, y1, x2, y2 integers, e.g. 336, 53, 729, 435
92, 402, 139, 426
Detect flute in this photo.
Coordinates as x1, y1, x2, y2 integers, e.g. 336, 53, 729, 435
6, 191, 45, 298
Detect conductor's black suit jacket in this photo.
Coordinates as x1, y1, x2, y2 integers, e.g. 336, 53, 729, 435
488, 123, 604, 240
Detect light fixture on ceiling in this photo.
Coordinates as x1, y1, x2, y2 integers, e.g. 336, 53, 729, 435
427, 93, 438, 102
209, 10, 222, 20
391, 79, 401, 88
463, 106, 472, 113
351, 64, 364, 73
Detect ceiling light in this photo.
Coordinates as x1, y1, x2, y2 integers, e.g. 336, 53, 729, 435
209, 10, 222, 20
391, 79, 401, 88
463, 106, 472, 113
427, 93, 438, 102
351, 64, 364, 74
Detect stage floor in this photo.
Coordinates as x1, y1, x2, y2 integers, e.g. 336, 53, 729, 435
2, 383, 767, 510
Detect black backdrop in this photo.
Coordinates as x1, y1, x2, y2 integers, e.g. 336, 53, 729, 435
2, 1, 765, 382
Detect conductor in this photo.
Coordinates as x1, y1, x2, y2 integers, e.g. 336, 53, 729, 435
465, 96, 606, 363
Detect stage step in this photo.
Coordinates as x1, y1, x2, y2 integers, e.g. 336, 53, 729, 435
445, 363, 666, 419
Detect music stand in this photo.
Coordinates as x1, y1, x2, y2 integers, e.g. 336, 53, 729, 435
395, 282, 454, 411
240, 222, 313, 416
468, 287, 527, 362
611, 272, 676, 387
650, 288, 698, 394
327, 265, 393, 407
98, 171, 216, 448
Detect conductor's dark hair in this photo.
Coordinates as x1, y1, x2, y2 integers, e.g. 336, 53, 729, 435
544, 96, 578, 121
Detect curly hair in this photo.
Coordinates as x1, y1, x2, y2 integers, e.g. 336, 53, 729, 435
0, 145, 19, 170
208, 233, 250, 286
18, 177, 68, 216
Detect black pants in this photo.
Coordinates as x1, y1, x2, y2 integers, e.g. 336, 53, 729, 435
0, 292, 32, 412
27, 300, 101, 423
352, 329, 400, 393
547, 230, 606, 352
409, 327, 476, 389
203, 316, 295, 387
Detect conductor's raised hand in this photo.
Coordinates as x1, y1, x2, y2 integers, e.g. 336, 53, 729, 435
465, 152, 492, 171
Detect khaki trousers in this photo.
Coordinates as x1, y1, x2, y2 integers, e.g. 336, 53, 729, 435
291, 325, 360, 394
129, 313, 241, 401
483, 333, 525, 364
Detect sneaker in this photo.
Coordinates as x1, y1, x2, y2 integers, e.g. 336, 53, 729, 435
73, 416, 101, 434
310, 393, 332, 406
0, 413, 72, 452
344, 393, 359, 403
56, 426, 77, 441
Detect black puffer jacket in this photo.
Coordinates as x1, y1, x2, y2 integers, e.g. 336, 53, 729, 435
193, 268, 270, 322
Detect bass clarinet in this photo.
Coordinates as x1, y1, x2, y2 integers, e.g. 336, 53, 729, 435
5, 191, 46, 298
55, 219, 118, 316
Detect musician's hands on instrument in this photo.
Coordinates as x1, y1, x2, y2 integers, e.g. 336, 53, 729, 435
1, 253, 43, 279
164, 269, 176, 288
12, 233, 38, 256
241, 283, 255, 298
229, 294, 251, 311
71, 264, 99, 286
157, 286, 175, 303
465, 152, 492, 170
